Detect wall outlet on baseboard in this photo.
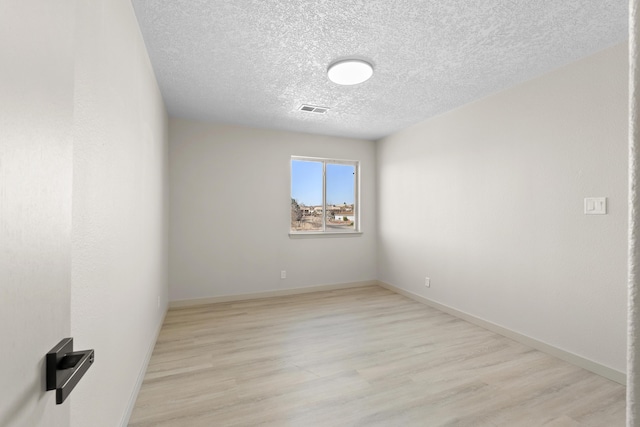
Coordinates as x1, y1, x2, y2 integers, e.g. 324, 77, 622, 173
425, 277, 430, 287
281, 270, 287, 279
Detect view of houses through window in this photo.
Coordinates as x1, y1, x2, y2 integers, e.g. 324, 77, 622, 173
290, 157, 358, 233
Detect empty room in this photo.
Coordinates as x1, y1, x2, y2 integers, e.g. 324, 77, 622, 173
3, 0, 640, 426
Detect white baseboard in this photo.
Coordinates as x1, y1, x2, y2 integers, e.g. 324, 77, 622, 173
169, 280, 378, 308
119, 306, 168, 427
377, 281, 626, 385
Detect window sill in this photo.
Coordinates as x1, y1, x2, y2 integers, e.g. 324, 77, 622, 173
288, 231, 363, 239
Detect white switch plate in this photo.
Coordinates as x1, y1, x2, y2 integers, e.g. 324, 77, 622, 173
584, 197, 606, 215
280, 270, 287, 279
425, 277, 430, 287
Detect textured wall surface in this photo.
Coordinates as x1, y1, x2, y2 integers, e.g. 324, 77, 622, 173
169, 119, 377, 301
0, 1, 74, 426
132, 0, 627, 140
71, 0, 169, 425
377, 43, 628, 373
629, 0, 639, 424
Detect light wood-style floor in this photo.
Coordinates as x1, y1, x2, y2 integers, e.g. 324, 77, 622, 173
129, 286, 625, 426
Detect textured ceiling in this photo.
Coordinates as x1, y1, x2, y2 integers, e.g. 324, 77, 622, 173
131, 1, 628, 140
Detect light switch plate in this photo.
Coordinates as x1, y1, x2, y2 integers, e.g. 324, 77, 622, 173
584, 197, 607, 215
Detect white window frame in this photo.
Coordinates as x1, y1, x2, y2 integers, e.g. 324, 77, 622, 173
289, 155, 361, 237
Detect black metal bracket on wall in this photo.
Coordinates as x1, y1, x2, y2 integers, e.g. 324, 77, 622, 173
46, 338, 94, 404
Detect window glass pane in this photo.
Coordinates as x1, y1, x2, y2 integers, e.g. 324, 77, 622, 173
326, 163, 355, 232
291, 160, 323, 231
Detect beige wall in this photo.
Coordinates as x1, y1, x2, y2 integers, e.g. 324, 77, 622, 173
377, 43, 628, 373
168, 119, 377, 301
71, 0, 169, 425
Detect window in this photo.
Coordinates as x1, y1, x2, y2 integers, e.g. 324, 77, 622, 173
290, 156, 359, 234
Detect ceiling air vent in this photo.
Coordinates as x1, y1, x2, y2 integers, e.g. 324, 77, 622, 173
299, 104, 329, 114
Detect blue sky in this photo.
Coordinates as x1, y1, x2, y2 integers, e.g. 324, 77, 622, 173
291, 160, 355, 206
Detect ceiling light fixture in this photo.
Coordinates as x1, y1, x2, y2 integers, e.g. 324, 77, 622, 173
327, 59, 373, 85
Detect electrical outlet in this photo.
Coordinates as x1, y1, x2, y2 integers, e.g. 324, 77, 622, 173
584, 197, 607, 215
281, 270, 287, 279
425, 277, 430, 287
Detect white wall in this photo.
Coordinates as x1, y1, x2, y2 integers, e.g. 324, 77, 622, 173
0, 1, 74, 426
71, 0, 168, 426
169, 119, 377, 301
377, 43, 628, 373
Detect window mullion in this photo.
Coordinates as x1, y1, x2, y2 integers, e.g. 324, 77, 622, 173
322, 161, 326, 232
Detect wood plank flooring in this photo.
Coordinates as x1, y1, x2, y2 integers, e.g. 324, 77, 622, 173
129, 286, 625, 426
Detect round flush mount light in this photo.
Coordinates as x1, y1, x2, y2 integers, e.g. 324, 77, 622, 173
327, 59, 373, 85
